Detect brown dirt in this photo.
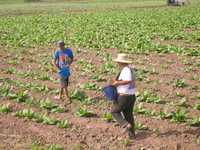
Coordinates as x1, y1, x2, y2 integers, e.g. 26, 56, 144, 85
1, 46, 200, 149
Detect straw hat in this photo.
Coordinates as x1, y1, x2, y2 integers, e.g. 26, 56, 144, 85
113, 53, 132, 64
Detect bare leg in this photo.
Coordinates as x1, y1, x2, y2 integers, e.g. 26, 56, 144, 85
59, 88, 64, 100
64, 86, 71, 104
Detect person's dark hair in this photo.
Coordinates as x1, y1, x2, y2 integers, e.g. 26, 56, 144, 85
57, 40, 65, 46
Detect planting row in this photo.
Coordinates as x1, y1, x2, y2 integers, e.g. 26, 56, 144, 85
0, 104, 69, 129
0, 81, 65, 113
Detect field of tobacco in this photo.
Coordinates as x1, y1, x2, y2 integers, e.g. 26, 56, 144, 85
0, 0, 200, 149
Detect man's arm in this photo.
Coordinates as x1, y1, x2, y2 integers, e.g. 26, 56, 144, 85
69, 49, 74, 65
53, 51, 60, 70
112, 67, 135, 86
112, 80, 133, 86
69, 57, 73, 65
53, 58, 60, 69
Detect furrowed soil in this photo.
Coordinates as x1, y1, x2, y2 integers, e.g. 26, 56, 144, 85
0, 46, 200, 150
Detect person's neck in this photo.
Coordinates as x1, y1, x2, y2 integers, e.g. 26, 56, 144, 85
121, 64, 128, 69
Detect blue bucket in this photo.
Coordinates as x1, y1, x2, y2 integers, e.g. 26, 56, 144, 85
103, 85, 118, 101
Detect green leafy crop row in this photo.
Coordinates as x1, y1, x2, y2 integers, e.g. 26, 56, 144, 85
134, 103, 200, 126
0, 82, 65, 113
15, 109, 70, 128
0, 5, 200, 55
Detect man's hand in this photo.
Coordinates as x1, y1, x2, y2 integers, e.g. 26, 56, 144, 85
112, 80, 119, 86
56, 64, 60, 70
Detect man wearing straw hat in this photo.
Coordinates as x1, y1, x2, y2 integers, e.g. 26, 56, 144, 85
112, 53, 136, 138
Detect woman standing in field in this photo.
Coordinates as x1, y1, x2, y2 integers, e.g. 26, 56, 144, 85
111, 53, 136, 138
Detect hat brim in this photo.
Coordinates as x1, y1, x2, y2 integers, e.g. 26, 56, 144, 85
113, 59, 132, 64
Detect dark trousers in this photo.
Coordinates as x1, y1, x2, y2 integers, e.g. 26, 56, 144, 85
111, 95, 136, 128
